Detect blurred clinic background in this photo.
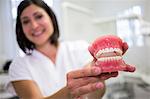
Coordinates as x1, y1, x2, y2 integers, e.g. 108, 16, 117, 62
0, 0, 150, 99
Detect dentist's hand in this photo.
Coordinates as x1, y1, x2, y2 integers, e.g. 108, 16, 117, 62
66, 65, 118, 98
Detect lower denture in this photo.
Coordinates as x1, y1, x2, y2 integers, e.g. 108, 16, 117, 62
96, 58, 127, 72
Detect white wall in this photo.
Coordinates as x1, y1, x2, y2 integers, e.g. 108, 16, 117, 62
0, 0, 17, 63
61, 0, 150, 42
143, 0, 150, 22
52, 0, 64, 40
93, 0, 146, 18
62, 2, 95, 42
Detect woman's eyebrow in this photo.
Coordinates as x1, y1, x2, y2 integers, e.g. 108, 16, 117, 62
21, 16, 29, 20
21, 10, 43, 20
33, 11, 42, 16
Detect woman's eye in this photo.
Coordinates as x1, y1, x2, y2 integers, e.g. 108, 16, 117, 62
35, 14, 43, 19
22, 20, 29, 25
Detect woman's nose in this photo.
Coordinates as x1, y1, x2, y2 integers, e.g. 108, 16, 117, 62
31, 20, 38, 29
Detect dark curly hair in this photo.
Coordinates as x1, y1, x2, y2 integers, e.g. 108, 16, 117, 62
16, 0, 59, 55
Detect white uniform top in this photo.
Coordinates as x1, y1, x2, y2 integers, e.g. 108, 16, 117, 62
7, 40, 93, 97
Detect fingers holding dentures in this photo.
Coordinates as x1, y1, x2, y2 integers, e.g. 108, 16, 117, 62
67, 67, 105, 98
70, 82, 104, 98
66, 66, 119, 98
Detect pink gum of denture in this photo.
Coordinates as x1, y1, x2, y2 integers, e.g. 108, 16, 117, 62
88, 35, 133, 73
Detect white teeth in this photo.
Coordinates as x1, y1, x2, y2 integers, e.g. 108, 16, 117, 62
114, 48, 123, 55
97, 56, 122, 62
33, 32, 42, 36
95, 47, 123, 58
32, 29, 44, 36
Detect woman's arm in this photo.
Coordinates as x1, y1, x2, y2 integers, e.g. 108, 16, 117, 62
12, 80, 71, 99
12, 80, 44, 99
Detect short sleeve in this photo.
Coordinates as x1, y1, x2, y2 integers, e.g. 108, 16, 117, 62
8, 56, 32, 81
6, 56, 32, 95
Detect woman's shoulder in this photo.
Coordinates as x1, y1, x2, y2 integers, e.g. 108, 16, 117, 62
11, 55, 29, 63
9, 54, 31, 70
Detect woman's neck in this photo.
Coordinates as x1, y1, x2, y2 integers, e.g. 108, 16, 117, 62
36, 42, 58, 64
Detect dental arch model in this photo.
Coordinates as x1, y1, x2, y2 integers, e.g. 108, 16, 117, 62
88, 35, 133, 73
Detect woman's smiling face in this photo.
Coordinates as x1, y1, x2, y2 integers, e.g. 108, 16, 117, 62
20, 4, 54, 47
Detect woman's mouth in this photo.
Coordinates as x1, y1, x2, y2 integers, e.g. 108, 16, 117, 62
32, 29, 45, 37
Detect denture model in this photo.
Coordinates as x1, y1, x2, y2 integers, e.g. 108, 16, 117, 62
88, 35, 132, 73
